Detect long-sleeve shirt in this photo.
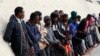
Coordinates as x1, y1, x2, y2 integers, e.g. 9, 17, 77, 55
45, 26, 59, 45
69, 21, 78, 37
26, 22, 41, 53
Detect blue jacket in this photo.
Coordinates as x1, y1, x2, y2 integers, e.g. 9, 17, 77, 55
69, 21, 78, 37
26, 22, 41, 53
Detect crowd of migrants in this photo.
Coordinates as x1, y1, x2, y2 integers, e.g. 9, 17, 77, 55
3, 7, 100, 56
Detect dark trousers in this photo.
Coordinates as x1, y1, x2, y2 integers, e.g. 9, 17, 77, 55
73, 43, 83, 56
50, 45, 67, 56
91, 28, 100, 44
84, 37, 89, 50
36, 50, 47, 56
36, 53, 41, 56
45, 47, 50, 56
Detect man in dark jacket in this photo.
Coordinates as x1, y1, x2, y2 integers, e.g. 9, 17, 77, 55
26, 12, 42, 56
3, 7, 35, 56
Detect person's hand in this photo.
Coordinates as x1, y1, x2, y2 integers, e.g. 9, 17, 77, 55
59, 43, 65, 48
40, 29, 47, 37
56, 40, 60, 43
30, 46, 34, 53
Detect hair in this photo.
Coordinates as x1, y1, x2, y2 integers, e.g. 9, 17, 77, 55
35, 11, 42, 16
50, 12, 59, 19
54, 10, 59, 12
61, 14, 68, 19
86, 14, 92, 20
77, 15, 81, 21
59, 10, 63, 13
77, 15, 81, 18
44, 16, 51, 21
30, 12, 38, 20
14, 6, 23, 16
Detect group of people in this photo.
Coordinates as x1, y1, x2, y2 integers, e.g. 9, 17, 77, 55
3, 6, 100, 56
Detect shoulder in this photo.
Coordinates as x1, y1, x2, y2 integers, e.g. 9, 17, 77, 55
7, 20, 16, 27
69, 22, 73, 26
25, 22, 31, 29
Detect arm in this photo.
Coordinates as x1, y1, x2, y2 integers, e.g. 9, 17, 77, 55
46, 34, 58, 45
70, 24, 75, 37
3, 22, 14, 42
56, 28, 66, 37
25, 30, 34, 47
26, 25, 41, 42
52, 25, 65, 39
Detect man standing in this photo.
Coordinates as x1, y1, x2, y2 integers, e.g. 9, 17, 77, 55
3, 7, 35, 56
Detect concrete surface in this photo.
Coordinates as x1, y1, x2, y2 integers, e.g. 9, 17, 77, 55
85, 45, 100, 56
0, 0, 100, 56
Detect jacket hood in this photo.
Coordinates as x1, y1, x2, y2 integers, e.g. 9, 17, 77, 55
71, 11, 77, 17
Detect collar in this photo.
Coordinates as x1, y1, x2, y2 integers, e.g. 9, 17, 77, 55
15, 15, 23, 23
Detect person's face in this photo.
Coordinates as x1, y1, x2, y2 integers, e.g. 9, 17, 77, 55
45, 19, 51, 26
60, 12, 64, 15
34, 15, 39, 24
74, 18, 78, 22
62, 16, 68, 23
53, 17, 58, 23
59, 10, 64, 15
18, 10, 25, 19
39, 16, 42, 21
78, 17, 81, 21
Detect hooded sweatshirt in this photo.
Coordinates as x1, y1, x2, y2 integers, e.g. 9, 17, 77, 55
68, 11, 77, 24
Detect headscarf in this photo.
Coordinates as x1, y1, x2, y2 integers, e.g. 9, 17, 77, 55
68, 11, 77, 24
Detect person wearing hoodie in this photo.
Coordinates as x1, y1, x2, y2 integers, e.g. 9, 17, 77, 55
69, 16, 83, 56
68, 11, 77, 24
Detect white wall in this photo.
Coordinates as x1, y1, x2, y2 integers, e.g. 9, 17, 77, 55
0, 0, 100, 56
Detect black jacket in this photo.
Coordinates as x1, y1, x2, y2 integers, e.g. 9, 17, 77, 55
3, 15, 33, 56
77, 19, 87, 39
